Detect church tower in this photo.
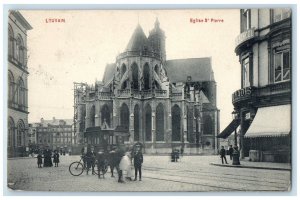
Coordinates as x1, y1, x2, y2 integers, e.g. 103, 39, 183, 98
148, 18, 166, 62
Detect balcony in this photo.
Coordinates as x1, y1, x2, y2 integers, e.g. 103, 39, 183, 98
117, 89, 168, 98
117, 89, 131, 98
235, 28, 257, 54
256, 81, 291, 97
97, 91, 113, 100
232, 82, 291, 106
232, 87, 254, 105
171, 92, 183, 101
8, 100, 28, 113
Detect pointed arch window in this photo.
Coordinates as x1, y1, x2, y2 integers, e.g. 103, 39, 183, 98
134, 104, 140, 141
131, 63, 139, 90
172, 105, 181, 141
143, 63, 150, 90
8, 117, 15, 147
90, 105, 95, 127
121, 64, 127, 78
17, 120, 25, 146
8, 71, 15, 105
145, 104, 152, 141
156, 103, 164, 141
8, 25, 14, 58
16, 35, 25, 67
17, 78, 26, 109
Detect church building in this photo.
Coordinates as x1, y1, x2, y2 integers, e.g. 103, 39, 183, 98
74, 19, 219, 154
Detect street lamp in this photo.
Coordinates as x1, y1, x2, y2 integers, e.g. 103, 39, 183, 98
231, 110, 238, 147
231, 110, 240, 165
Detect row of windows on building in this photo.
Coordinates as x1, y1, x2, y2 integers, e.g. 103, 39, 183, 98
241, 9, 291, 88
241, 9, 292, 32
38, 138, 72, 144
242, 46, 290, 88
8, 117, 26, 147
8, 24, 27, 67
37, 127, 72, 132
8, 70, 27, 110
81, 103, 214, 142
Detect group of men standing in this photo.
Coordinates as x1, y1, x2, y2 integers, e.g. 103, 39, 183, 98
82, 145, 144, 183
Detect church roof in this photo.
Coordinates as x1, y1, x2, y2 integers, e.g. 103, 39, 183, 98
165, 57, 214, 83
102, 63, 116, 84
126, 24, 150, 51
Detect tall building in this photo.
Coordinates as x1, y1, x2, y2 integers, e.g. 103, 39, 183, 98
218, 9, 291, 162
7, 11, 32, 157
34, 118, 74, 153
74, 19, 220, 154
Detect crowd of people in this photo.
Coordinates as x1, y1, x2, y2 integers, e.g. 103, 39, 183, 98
36, 146, 66, 168
82, 146, 144, 183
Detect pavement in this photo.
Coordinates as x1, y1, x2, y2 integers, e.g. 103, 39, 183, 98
10, 154, 292, 171
210, 157, 291, 171
5, 155, 292, 192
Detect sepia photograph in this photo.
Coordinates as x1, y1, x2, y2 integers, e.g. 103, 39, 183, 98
5, 7, 293, 193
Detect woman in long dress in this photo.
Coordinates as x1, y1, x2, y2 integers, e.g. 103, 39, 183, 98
119, 151, 133, 181
43, 147, 53, 167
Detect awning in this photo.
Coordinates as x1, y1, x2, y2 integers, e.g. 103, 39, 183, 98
245, 104, 291, 138
217, 119, 240, 139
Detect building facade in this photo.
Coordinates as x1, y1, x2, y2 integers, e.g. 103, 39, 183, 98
7, 11, 32, 157
33, 118, 74, 153
219, 8, 291, 162
75, 19, 220, 154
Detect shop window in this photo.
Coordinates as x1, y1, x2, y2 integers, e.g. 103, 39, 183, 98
274, 51, 290, 83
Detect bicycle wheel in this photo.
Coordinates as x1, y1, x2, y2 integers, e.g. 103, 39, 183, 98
69, 162, 84, 176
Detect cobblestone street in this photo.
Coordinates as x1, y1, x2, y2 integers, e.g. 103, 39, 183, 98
6, 155, 291, 192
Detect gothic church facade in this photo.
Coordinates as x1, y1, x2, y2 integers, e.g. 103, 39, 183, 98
75, 19, 219, 154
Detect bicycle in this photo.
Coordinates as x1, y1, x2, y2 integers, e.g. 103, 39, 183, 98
69, 155, 108, 177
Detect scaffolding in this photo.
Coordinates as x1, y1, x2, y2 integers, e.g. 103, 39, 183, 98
73, 82, 88, 144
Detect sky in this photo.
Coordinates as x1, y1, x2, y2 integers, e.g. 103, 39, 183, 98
20, 9, 241, 130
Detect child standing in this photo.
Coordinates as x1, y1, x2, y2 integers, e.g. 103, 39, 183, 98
53, 150, 60, 167
37, 153, 43, 168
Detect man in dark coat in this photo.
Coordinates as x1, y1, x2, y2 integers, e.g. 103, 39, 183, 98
53, 150, 60, 167
37, 153, 43, 168
220, 146, 228, 164
85, 148, 94, 175
133, 150, 143, 181
228, 145, 234, 160
113, 147, 125, 183
109, 149, 118, 177
43, 147, 53, 167
96, 151, 106, 179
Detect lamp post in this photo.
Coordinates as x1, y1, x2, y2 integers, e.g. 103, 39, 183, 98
231, 110, 240, 165
231, 111, 238, 147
